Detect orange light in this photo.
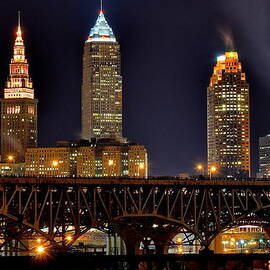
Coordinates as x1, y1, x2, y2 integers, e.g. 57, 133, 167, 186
36, 245, 45, 254
36, 238, 41, 243
65, 235, 72, 242
177, 237, 182, 244
7, 155, 14, 162
108, 160, 114, 166
197, 164, 203, 171
139, 163, 144, 170
177, 247, 183, 254
210, 166, 217, 173
52, 160, 59, 167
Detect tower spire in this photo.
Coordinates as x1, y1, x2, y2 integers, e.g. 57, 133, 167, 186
18, 10, 21, 28
16, 10, 22, 40
88, 1, 116, 43
100, 0, 103, 13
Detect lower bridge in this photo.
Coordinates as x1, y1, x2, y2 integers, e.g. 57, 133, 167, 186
0, 177, 270, 255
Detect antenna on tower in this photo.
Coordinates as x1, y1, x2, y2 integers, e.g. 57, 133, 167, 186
18, 10, 21, 27
100, 0, 103, 12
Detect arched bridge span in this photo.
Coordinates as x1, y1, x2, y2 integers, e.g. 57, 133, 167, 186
0, 177, 269, 253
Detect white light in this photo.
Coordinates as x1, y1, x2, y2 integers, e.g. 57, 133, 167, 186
217, 55, 226, 62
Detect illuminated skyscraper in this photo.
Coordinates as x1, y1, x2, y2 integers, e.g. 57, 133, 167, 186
207, 52, 250, 178
258, 135, 270, 178
81, 8, 122, 140
1, 15, 38, 163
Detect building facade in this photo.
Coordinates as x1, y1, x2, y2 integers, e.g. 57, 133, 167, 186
25, 139, 148, 178
210, 225, 269, 254
207, 52, 250, 178
258, 135, 270, 178
1, 18, 38, 163
0, 163, 25, 176
81, 9, 122, 140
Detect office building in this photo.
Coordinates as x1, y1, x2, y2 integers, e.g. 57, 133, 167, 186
258, 135, 270, 178
25, 139, 148, 177
207, 52, 250, 178
81, 9, 122, 140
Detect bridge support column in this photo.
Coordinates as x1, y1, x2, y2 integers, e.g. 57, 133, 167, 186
118, 232, 141, 270
123, 238, 139, 256
155, 240, 169, 255
115, 226, 142, 256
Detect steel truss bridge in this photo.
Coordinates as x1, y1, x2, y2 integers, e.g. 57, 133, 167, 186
0, 177, 270, 255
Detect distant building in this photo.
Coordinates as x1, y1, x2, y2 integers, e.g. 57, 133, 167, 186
0, 163, 25, 176
258, 135, 270, 178
207, 52, 250, 178
178, 173, 190, 179
210, 225, 269, 254
25, 139, 148, 178
81, 8, 122, 140
1, 16, 38, 163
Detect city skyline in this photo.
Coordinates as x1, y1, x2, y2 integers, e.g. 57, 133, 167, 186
0, 1, 268, 175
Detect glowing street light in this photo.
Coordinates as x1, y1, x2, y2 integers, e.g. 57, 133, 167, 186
209, 166, 217, 180
137, 163, 145, 177
7, 155, 14, 163
36, 245, 45, 255
196, 164, 205, 175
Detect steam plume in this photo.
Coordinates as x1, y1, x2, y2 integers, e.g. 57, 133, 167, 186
218, 27, 235, 51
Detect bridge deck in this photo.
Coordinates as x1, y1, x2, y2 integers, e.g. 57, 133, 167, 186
0, 177, 268, 187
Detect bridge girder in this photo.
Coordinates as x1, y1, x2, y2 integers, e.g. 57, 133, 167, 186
0, 179, 269, 252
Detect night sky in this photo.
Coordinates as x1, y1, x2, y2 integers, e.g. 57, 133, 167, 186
0, 0, 269, 176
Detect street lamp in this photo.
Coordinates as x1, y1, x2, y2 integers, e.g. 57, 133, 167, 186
209, 166, 217, 180
137, 163, 145, 177
196, 164, 204, 175
36, 245, 45, 255
7, 155, 14, 163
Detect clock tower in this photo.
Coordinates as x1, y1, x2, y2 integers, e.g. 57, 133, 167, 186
1, 14, 38, 162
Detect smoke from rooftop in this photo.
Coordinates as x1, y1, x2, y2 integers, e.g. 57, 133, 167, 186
218, 27, 235, 51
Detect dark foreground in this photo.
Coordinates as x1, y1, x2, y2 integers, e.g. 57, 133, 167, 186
0, 253, 270, 270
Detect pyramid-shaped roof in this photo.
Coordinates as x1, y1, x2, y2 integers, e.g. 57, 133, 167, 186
88, 11, 116, 43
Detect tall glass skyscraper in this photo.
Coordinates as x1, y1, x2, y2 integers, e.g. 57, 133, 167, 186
1, 16, 38, 163
81, 9, 122, 140
207, 52, 250, 178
